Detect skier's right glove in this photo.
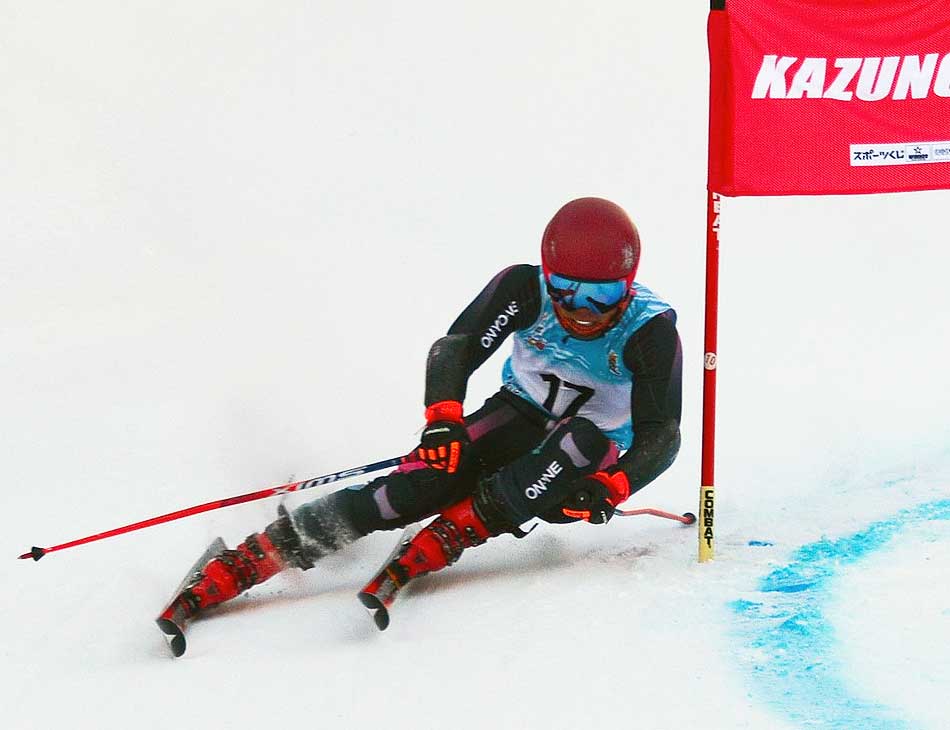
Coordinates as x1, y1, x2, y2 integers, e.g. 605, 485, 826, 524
410, 400, 469, 474
560, 471, 630, 524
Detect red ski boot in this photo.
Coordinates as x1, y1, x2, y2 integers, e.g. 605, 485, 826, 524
173, 533, 286, 617
156, 531, 288, 654
358, 490, 513, 630
156, 504, 318, 656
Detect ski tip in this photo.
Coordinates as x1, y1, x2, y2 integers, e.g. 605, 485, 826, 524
357, 591, 381, 610
357, 592, 391, 631
156, 617, 187, 657
682, 512, 697, 525
18, 547, 46, 561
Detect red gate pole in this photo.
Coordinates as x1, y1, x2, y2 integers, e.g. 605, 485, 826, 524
699, 189, 720, 562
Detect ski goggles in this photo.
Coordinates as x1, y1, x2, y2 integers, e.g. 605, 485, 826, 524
545, 273, 630, 313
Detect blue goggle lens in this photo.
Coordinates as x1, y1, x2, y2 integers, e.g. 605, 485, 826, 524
546, 274, 629, 313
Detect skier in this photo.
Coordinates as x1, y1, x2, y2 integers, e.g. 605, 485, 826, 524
160, 196, 683, 631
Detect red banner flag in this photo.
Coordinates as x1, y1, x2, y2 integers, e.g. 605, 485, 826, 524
708, 0, 950, 196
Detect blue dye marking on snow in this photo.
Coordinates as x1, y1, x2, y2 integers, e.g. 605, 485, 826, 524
731, 498, 950, 730
747, 540, 774, 547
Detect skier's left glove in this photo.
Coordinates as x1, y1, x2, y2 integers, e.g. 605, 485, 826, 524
560, 471, 631, 524
410, 400, 469, 474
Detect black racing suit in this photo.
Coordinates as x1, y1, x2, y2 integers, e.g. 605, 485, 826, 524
291, 265, 682, 549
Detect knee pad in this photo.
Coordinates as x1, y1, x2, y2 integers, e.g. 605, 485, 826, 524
544, 416, 617, 472
484, 417, 617, 525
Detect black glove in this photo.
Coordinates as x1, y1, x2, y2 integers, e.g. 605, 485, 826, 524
560, 472, 630, 524
410, 400, 469, 474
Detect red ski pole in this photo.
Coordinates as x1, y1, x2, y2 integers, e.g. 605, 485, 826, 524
18, 455, 405, 561
614, 507, 696, 525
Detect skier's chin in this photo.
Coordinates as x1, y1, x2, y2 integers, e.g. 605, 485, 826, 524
554, 305, 617, 340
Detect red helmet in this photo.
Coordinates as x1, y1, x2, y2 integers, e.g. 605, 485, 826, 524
541, 197, 640, 284
541, 198, 641, 339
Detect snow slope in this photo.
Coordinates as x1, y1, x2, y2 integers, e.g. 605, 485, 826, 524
2, 3, 948, 729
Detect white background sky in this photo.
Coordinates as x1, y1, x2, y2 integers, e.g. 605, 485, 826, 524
2, 3, 948, 729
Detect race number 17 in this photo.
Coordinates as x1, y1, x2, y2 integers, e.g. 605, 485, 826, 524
540, 374, 594, 417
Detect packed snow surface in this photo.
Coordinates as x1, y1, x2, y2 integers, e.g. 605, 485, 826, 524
3, 3, 948, 729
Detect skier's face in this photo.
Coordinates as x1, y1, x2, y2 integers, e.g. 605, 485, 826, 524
553, 302, 622, 338
546, 273, 631, 339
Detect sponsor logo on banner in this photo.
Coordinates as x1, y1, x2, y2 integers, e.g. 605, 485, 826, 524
851, 141, 950, 166
752, 53, 950, 101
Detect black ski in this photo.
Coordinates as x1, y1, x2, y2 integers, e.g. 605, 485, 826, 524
155, 537, 226, 657
357, 524, 421, 631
